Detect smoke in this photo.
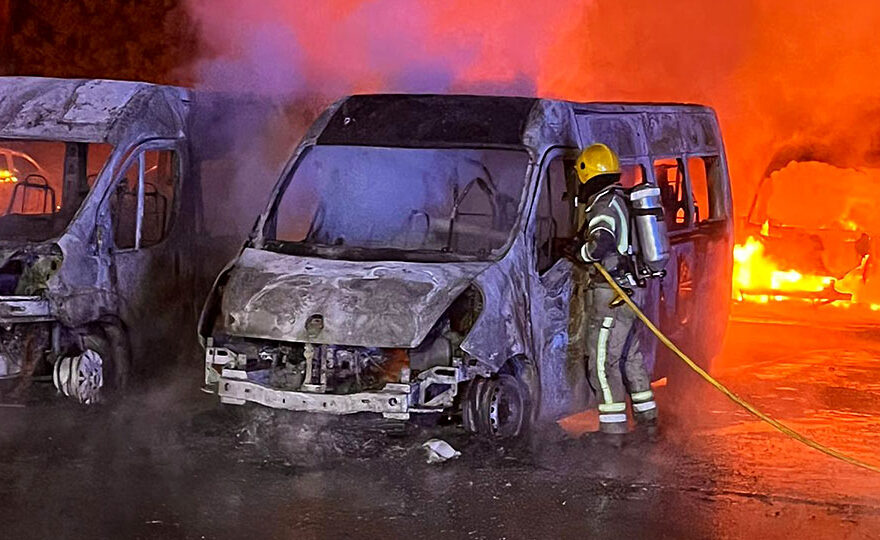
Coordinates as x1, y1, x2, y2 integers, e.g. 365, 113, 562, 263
184, 0, 880, 216
183, 0, 582, 244
185, 0, 569, 97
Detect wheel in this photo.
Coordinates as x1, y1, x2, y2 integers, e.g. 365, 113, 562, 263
466, 374, 532, 439
53, 325, 130, 404
461, 378, 487, 433
53, 349, 104, 404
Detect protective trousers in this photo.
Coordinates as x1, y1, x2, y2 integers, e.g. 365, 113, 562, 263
586, 285, 657, 434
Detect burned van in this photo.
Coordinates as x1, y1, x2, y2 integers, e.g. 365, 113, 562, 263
200, 95, 733, 436
0, 77, 280, 404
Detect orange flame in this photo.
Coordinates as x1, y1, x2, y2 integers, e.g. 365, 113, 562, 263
733, 235, 838, 304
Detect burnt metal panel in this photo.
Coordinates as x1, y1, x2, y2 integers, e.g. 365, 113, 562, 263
221, 248, 491, 349
0, 77, 188, 144
575, 114, 648, 158
522, 100, 579, 151
528, 258, 592, 421
461, 238, 532, 372
317, 94, 537, 147
679, 112, 722, 154
645, 113, 685, 156
695, 113, 721, 151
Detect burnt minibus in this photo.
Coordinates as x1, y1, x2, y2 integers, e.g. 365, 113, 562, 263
200, 95, 733, 437
0, 77, 279, 404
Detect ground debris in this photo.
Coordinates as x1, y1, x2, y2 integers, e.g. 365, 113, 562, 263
422, 438, 461, 463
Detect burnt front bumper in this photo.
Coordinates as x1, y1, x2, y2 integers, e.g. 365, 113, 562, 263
204, 341, 462, 419
217, 372, 410, 415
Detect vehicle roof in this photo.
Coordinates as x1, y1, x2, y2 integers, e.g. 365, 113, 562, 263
0, 77, 190, 144
568, 101, 715, 114
315, 94, 721, 157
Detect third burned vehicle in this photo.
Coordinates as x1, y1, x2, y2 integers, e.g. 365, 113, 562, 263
200, 95, 733, 438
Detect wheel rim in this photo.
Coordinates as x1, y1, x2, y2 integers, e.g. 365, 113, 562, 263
486, 376, 526, 438
53, 349, 104, 404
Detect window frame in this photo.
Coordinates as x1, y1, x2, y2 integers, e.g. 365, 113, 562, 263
532, 147, 580, 274
651, 155, 692, 232
684, 153, 727, 225
619, 162, 648, 189
105, 140, 181, 252
265, 143, 535, 262
531, 148, 650, 274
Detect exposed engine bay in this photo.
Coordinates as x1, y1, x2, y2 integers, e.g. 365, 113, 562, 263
205, 287, 483, 417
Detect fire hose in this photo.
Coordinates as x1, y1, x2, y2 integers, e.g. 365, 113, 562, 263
593, 262, 880, 474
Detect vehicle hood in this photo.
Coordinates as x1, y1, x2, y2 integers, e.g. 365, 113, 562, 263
220, 248, 491, 348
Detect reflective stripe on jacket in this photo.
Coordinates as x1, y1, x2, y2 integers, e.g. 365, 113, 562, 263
578, 187, 630, 265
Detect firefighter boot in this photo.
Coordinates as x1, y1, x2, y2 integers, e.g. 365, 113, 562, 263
631, 390, 659, 442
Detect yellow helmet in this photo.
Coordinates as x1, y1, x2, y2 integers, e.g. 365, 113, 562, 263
575, 143, 621, 184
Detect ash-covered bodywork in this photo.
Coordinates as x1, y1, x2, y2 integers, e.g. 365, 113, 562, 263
0, 77, 278, 404
201, 95, 733, 433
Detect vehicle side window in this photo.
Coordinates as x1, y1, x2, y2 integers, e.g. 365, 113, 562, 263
535, 155, 576, 273
619, 163, 646, 188
653, 158, 689, 230
111, 149, 178, 250
86, 144, 114, 188
688, 155, 726, 222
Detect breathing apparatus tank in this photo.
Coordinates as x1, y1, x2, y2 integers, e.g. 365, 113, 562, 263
628, 184, 670, 278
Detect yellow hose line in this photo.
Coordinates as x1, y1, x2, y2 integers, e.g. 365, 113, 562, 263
593, 262, 880, 474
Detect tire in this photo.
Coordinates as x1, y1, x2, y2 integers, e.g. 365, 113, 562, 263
84, 324, 131, 393
461, 378, 486, 434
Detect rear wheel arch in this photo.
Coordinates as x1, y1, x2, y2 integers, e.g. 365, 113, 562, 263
74, 317, 132, 391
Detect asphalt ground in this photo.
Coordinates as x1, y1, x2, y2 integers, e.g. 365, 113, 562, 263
1, 319, 879, 539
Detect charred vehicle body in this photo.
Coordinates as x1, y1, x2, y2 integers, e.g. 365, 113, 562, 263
201, 95, 733, 437
0, 77, 273, 404
737, 162, 872, 304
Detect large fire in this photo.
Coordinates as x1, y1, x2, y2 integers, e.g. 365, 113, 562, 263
734, 234, 845, 304
733, 160, 880, 311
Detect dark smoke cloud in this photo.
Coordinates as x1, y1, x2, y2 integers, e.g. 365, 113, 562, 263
184, 0, 880, 217
184, 0, 566, 96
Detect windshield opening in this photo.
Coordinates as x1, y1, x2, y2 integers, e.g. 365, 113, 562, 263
0, 139, 112, 243
266, 145, 530, 261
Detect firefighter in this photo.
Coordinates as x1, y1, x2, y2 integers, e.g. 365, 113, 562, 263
573, 143, 658, 440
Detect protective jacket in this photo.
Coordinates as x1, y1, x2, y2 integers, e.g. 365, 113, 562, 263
577, 186, 635, 288
577, 184, 657, 434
